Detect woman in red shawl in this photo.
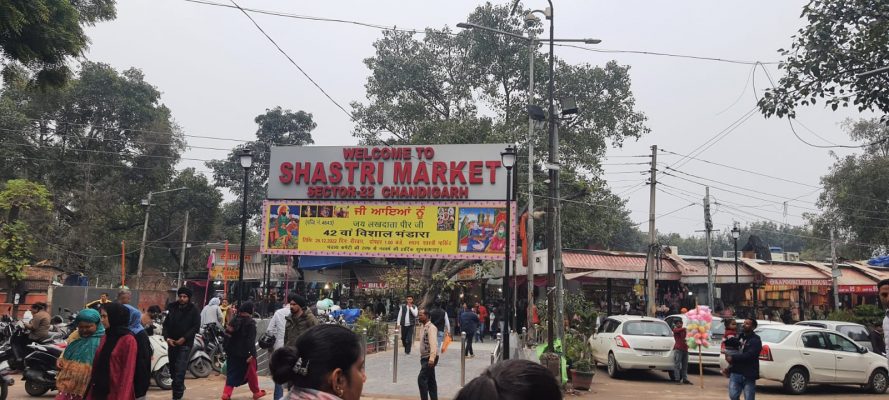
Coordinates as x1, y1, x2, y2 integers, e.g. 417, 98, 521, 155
86, 302, 137, 400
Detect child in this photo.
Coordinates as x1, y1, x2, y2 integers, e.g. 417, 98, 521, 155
721, 318, 739, 377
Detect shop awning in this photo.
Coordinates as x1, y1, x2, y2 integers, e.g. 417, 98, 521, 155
562, 250, 681, 280
809, 262, 879, 294
298, 256, 369, 271
678, 257, 756, 284
742, 259, 832, 286
242, 263, 293, 281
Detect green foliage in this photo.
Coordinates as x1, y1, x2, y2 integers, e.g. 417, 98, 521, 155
654, 221, 829, 258
207, 107, 316, 222
827, 309, 855, 322
0, 0, 116, 87
0, 179, 52, 280
852, 304, 884, 327
758, 0, 889, 119
355, 314, 389, 342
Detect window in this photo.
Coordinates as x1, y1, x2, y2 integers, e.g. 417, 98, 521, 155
797, 322, 827, 329
801, 332, 828, 349
598, 320, 617, 334
622, 321, 671, 337
755, 328, 792, 344
837, 325, 869, 342
826, 333, 859, 353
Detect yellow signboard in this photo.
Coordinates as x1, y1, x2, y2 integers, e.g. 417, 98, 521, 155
260, 201, 516, 260
210, 266, 240, 281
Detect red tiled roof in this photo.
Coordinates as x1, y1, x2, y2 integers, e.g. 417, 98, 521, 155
562, 250, 681, 280
809, 262, 878, 286
742, 259, 832, 286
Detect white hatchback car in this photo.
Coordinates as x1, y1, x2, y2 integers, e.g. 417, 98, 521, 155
664, 314, 724, 368
719, 324, 888, 395
588, 315, 676, 378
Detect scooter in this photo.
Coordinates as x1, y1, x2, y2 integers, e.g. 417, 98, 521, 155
187, 332, 213, 378
148, 334, 172, 390
201, 324, 226, 373
21, 341, 64, 397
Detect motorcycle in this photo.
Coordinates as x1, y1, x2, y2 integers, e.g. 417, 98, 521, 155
201, 323, 226, 373
148, 334, 173, 390
21, 341, 64, 396
187, 332, 213, 378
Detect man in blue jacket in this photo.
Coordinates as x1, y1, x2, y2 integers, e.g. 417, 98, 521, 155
725, 318, 762, 400
459, 306, 479, 358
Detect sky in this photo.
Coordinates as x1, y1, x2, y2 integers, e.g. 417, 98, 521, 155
81, 0, 872, 244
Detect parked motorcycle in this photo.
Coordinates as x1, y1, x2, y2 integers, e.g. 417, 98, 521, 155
201, 323, 226, 373
148, 334, 172, 390
187, 332, 213, 378
22, 341, 64, 396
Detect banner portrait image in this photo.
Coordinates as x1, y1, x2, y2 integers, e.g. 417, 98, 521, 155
260, 200, 516, 260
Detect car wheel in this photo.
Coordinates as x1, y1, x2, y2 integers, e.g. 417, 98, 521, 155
607, 352, 621, 379
783, 367, 808, 395
865, 369, 889, 394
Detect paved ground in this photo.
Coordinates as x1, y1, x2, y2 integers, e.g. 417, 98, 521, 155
8, 345, 879, 400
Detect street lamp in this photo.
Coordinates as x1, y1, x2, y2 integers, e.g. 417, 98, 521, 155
236, 148, 253, 307
501, 144, 517, 360
137, 187, 187, 281
731, 223, 740, 287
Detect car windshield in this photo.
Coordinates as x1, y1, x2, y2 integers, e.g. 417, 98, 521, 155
623, 321, 671, 336
711, 318, 726, 336
755, 328, 792, 343
837, 325, 869, 342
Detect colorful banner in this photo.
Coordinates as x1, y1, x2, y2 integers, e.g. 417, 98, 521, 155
839, 285, 877, 294
210, 266, 240, 281
260, 200, 516, 260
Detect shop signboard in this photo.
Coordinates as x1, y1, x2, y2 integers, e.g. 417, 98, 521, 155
765, 278, 831, 286
838, 284, 878, 294
261, 201, 516, 260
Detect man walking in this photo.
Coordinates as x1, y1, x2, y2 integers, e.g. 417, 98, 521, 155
671, 319, 691, 384
476, 302, 487, 343
459, 306, 479, 358
163, 287, 201, 400
725, 318, 763, 400
284, 293, 318, 348
428, 302, 450, 352
417, 310, 439, 400
879, 279, 889, 360
397, 295, 419, 355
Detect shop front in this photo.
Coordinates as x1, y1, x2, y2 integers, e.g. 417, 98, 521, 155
678, 256, 756, 314
563, 249, 682, 316
742, 259, 833, 322
810, 262, 882, 309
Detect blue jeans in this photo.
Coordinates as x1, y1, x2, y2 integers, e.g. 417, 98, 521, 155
437, 331, 445, 352
169, 345, 191, 400
274, 383, 284, 400
729, 373, 756, 400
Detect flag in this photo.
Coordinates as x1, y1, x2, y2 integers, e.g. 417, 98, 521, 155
206, 248, 216, 270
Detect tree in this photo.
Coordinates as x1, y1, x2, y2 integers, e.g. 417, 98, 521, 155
812, 118, 889, 259
0, 61, 186, 275
758, 0, 889, 119
0, 0, 116, 86
350, 3, 650, 306
0, 179, 52, 280
207, 107, 316, 222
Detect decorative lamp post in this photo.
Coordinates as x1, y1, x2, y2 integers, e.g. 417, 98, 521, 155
500, 144, 517, 360
236, 149, 253, 307
731, 223, 740, 286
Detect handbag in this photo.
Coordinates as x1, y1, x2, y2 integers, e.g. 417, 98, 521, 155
258, 331, 275, 349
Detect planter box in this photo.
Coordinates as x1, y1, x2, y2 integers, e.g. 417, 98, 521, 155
570, 369, 595, 391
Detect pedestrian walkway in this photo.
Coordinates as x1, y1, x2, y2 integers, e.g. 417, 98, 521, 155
362, 339, 498, 399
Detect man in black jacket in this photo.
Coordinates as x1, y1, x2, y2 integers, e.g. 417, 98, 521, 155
725, 318, 762, 400
163, 287, 201, 400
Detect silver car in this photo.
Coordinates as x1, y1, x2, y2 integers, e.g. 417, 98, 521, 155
796, 320, 874, 351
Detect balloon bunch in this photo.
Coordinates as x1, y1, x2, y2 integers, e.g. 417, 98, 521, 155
685, 305, 713, 350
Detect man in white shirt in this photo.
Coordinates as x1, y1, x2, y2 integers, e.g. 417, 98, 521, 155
879, 279, 889, 367
396, 295, 419, 355
265, 293, 295, 400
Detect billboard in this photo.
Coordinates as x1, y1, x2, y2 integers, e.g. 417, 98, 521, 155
267, 144, 511, 201
260, 200, 516, 260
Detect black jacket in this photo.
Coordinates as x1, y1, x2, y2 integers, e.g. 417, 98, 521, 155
133, 330, 152, 397
459, 310, 479, 335
429, 307, 447, 333
225, 315, 257, 359
870, 329, 886, 355
726, 331, 762, 380
163, 301, 201, 347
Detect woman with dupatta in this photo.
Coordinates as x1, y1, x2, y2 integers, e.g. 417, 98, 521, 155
55, 309, 104, 400
86, 303, 138, 400
222, 301, 266, 400
124, 305, 152, 400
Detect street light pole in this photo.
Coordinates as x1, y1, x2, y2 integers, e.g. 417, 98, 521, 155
501, 145, 517, 360
544, 0, 558, 353
137, 187, 187, 281
236, 149, 253, 307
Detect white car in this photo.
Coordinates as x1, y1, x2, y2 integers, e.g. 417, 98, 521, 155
795, 320, 873, 351
664, 314, 724, 368
588, 315, 676, 378
719, 325, 888, 395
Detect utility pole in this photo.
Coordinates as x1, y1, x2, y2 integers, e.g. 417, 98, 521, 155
137, 192, 153, 280
830, 228, 840, 310
526, 35, 536, 334
704, 186, 714, 308
644, 145, 657, 317
545, 0, 557, 352
177, 211, 189, 288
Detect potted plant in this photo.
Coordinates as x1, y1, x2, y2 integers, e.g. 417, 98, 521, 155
571, 359, 595, 390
